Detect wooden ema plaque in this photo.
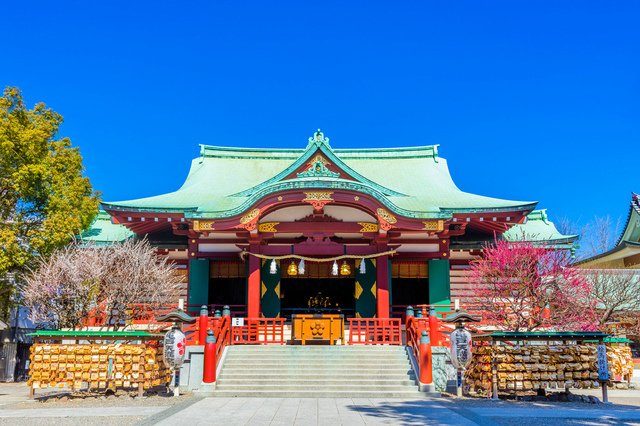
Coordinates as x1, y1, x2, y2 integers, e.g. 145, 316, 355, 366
28, 343, 172, 399
292, 314, 344, 345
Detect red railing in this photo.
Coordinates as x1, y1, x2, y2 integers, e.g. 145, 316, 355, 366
215, 315, 231, 367
406, 316, 428, 361
186, 304, 247, 318
347, 318, 402, 345
232, 318, 285, 344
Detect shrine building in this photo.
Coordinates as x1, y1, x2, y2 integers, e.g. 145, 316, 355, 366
94, 130, 575, 319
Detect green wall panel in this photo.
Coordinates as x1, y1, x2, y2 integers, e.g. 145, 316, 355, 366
188, 259, 210, 313
260, 259, 281, 318
355, 258, 377, 318
428, 259, 450, 305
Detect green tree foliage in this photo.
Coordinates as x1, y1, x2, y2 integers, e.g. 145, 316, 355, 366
0, 87, 100, 318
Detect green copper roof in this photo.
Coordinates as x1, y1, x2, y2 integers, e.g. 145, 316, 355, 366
102, 132, 537, 220
79, 211, 135, 244
618, 192, 640, 245
503, 209, 578, 243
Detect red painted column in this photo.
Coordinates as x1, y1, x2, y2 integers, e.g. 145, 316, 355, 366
428, 306, 441, 346
419, 331, 432, 384
247, 243, 261, 318
202, 330, 216, 385
376, 254, 390, 318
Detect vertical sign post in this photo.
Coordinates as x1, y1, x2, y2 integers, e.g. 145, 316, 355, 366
597, 343, 609, 404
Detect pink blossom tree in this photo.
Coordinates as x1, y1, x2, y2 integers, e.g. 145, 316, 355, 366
469, 236, 598, 332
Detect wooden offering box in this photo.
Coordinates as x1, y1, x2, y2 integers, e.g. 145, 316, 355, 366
292, 314, 344, 345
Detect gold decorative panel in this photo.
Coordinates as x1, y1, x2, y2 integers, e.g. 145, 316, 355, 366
193, 221, 215, 231
376, 208, 397, 224
422, 220, 444, 231
303, 192, 334, 201
358, 222, 378, 233
261, 282, 267, 298
240, 208, 260, 224
258, 222, 279, 233
371, 282, 377, 297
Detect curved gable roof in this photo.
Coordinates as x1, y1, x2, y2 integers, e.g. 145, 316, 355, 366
102, 131, 536, 220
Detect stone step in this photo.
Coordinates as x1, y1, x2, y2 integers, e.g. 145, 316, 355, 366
215, 383, 420, 391
219, 372, 416, 380
210, 390, 428, 398
216, 378, 417, 386
222, 362, 410, 369
223, 357, 409, 363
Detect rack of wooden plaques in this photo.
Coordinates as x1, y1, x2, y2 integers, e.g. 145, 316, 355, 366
27, 331, 171, 399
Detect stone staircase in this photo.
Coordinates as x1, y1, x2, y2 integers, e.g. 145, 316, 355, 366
214, 345, 427, 397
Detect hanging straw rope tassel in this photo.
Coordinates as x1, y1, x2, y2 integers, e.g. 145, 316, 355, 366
239, 249, 397, 262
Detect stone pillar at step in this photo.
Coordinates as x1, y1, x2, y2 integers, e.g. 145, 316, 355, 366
431, 346, 454, 393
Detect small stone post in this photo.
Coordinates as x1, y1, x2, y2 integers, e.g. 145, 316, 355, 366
198, 305, 209, 345
212, 309, 222, 336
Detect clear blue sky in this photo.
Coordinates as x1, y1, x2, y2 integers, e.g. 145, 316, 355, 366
3, 1, 638, 232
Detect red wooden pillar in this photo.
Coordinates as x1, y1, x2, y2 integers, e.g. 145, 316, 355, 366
419, 331, 432, 384
376, 253, 390, 319
247, 243, 261, 318
202, 330, 216, 389
428, 306, 441, 346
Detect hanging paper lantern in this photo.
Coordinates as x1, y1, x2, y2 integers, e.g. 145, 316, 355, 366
449, 327, 473, 369
298, 259, 305, 275
287, 261, 298, 275
331, 260, 338, 276
163, 328, 187, 370
359, 257, 366, 274
340, 260, 351, 275
270, 258, 277, 274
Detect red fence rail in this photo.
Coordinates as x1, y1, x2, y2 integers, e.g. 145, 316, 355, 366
215, 315, 231, 367
232, 318, 285, 344
347, 318, 402, 345
406, 316, 428, 361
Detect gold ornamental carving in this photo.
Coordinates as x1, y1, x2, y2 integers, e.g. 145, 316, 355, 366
193, 220, 215, 232
261, 282, 267, 298
376, 208, 397, 224
307, 154, 330, 166
303, 192, 334, 201
371, 282, 377, 297
240, 208, 260, 224
275, 282, 281, 298
258, 222, 279, 233
303, 192, 334, 210
422, 220, 444, 231
358, 222, 378, 233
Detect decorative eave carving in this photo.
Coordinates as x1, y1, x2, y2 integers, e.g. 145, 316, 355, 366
295, 214, 342, 222
302, 191, 334, 211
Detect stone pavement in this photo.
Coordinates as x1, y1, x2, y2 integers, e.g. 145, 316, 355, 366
3, 391, 640, 425
147, 397, 479, 426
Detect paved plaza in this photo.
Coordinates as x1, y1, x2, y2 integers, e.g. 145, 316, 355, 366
2, 392, 640, 425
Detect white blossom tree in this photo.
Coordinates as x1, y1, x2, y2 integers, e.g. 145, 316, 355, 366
22, 238, 181, 330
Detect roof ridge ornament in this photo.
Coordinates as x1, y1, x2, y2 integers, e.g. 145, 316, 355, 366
308, 129, 330, 148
